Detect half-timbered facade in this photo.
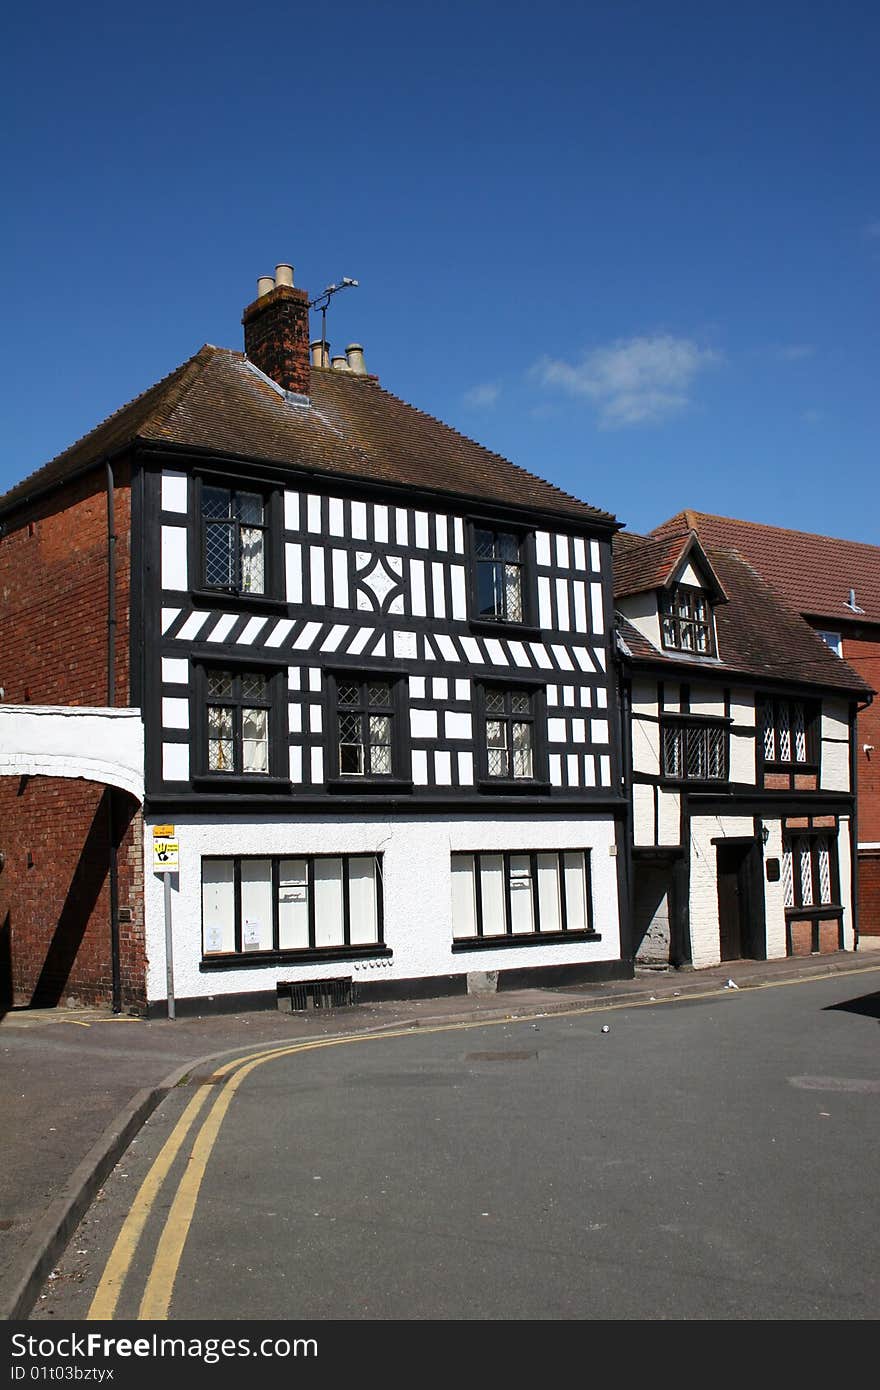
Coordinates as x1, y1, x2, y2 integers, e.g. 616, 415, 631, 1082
614, 528, 871, 969
0, 265, 629, 1013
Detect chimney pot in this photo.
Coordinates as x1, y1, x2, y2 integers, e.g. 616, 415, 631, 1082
257, 275, 275, 298
274, 263, 294, 288
331, 355, 351, 372
346, 343, 367, 376
242, 265, 310, 395
310, 339, 330, 368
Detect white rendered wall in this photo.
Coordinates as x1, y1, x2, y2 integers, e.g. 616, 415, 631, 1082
0, 705, 144, 800
761, 818, 788, 959
617, 592, 661, 650
821, 699, 851, 792
730, 690, 757, 784
688, 815, 754, 968
838, 816, 854, 949
143, 813, 622, 1005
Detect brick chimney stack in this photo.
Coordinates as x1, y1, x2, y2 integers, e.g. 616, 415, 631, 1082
242, 264, 311, 396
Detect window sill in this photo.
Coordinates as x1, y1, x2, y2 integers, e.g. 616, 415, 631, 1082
659, 776, 729, 788
452, 930, 601, 952
326, 778, 414, 795
191, 774, 292, 793
189, 589, 288, 614
201, 944, 392, 970
477, 778, 553, 795
468, 619, 542, 641
783, 904, 842, 920
761, 762, 819, 773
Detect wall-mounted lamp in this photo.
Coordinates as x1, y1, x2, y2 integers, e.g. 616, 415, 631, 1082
761, 824, 770, 846
865, 745, 875, 760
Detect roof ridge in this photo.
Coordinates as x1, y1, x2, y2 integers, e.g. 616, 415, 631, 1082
678, 509, 880, 554
138, 343, 222, 438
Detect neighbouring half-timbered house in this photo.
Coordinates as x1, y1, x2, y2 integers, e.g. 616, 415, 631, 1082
0, 264, 629, 1014
613, 527, 872, 969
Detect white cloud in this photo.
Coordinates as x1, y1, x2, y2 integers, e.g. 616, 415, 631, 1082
530, 334, 720, 428
463, 382, 500, 409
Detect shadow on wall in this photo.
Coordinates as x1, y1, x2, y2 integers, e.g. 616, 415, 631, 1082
29, 788, 137, 1008
0, 911, 12, 1017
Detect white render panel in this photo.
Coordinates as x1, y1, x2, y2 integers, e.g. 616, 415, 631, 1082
838, 817, 854, 949
731, 690, 756, 727
346, 627, 373, 656
446, 711, 472, 740
538, 577, 553, 629
633, 783, 655, 846
691, 686, 723, 716
572, 537, 586, 571
678, 560, 702, 587
288, 704, 302, 733
283, 490, 300, 531
590, 541, 601, 572
309, 547, 325, 605
162, 742, 189, 782
161, 471, 188, 513
161, 526, 188, 591
821, 699, 849, 742
161, 607, 181, 634
176, 612, 210, 642
431, 562, 446, 619
373, 505, 389, 544
332, 549, 349, 609
434, 750, 452, 785
453, 517, 465, 553
162, 658, 189, 685
433, 678, 449, 700
265, 618, 295, 648
657, 788, 680, 847
549, 754, 563, 787
411, 750, 428, 784
689, 816, 755, 968
414, 512, 429, 548
572, 582, 587, 634
162, 698, 189, 729
395, 508, 409, 546
555, 578, 571, 630
288, 746, 302, 782
632, 677, 657, 717
351, 501, 368, 540
590, 582, 604, 634
536, 532, 552, 566
591, 719, 609, 745
632, 715, 659, 775
410, 560, 427, 616
236, 617, 268, 645
285, 543, 303, 604
206, 613, 237, 644
328, 497, 345, 537
306, 495, 321, 532
393, 631, 418, 660
450, 566, 467, 620
617, 591, 661, 650
410, 709, 438, 739
548, 718, 567, 743
730, 727, 757, 785
762, 818, 787, 959
821, 738, 850, 792
409, 676, 426, 699
307, 668, 321, 693
555, 535, 570, 568
292, 622, 321, 651
310, 747, 323, 783
455, 679, 470, 700
458, 751, 474, 785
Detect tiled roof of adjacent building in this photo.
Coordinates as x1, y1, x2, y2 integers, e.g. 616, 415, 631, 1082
0, 346, 617, 529
613, 529, 872, 696
651, 510, 880, 626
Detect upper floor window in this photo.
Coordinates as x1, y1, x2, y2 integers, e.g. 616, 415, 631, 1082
201, 486, 267, 595
661, 719, 727, 782
205, 669, 272, 775
817, 630, 842, 658
660, 585, 714, 655
335, 677, 395, 777
483, 685, 536, 781
473, 527, 526, 624
759, 698, 817, 766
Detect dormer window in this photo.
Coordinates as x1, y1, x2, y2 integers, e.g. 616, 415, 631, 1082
660, 585, 714, 655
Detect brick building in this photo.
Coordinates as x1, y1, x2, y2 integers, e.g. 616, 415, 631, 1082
650, 513, 879, 935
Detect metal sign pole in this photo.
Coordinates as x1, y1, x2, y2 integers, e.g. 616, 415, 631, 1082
164, 870, 175, 1021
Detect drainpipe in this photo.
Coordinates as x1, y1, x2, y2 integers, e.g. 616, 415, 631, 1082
106, 460, 121, 1014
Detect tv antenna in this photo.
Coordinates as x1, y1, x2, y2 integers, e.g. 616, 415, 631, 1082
309, 277, 359, 365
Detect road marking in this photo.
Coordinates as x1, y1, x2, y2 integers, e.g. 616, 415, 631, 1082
87, 967, 880, 1318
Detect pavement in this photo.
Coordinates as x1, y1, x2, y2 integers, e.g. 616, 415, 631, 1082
2, 942, 879, 1321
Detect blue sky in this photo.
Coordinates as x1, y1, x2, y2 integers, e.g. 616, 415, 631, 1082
3, 0, 878, 541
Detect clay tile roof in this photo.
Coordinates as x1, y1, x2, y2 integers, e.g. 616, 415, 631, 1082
0, 347, 617, 529
651, 511, 880, 627
613, 529, 872, 696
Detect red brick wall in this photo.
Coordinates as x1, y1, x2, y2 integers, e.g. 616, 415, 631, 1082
841, 634, 879, 842
0, 465, 131, 706
859, 850, 880, 937
0, 464, 143, 1008
0, 778, 145, 1010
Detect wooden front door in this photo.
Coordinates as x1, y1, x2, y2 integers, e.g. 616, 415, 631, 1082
717, 841, 764, 962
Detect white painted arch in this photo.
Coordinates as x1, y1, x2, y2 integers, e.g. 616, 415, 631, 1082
0, 705, 144, 801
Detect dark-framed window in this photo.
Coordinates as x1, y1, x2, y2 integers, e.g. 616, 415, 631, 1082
326, 672, 410, 784
198, 666, 284, 778
201, 853, 386, 960
481, 685, 538, 781
471, 525, 531, 625
200, 484, 268, 596
782, 832, 838, 911
451, 849, 596, 945
759, 698, 818, 767
660, 585, 714, 654
661, 718, 728, 782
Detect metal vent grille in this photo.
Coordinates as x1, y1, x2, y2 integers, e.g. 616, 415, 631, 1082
278, 978, 355, 1011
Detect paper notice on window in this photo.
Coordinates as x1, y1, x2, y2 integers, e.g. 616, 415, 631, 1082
205, 925, 224, 954
243, 920, 262, 951
280, 885, 308, 903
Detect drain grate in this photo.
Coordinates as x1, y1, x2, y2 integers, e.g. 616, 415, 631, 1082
278, 978, 355, 1012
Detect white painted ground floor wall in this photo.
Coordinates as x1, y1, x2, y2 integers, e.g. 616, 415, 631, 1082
688, 814, 854, 968
143, 813, 622, 1005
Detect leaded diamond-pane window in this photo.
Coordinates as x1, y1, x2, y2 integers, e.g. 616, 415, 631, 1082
759, 699, 817, 766
661, 721, 728, 782
336, 678, 396, 778
474, 528, 525, 624
201, 486, 267, 595
205, 669, 272, 776
483, 687, 535, 781
660, 585, 714, 654
783, 831, 838, 912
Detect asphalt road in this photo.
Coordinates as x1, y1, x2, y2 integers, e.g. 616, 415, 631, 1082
35, 974, 880, 1321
